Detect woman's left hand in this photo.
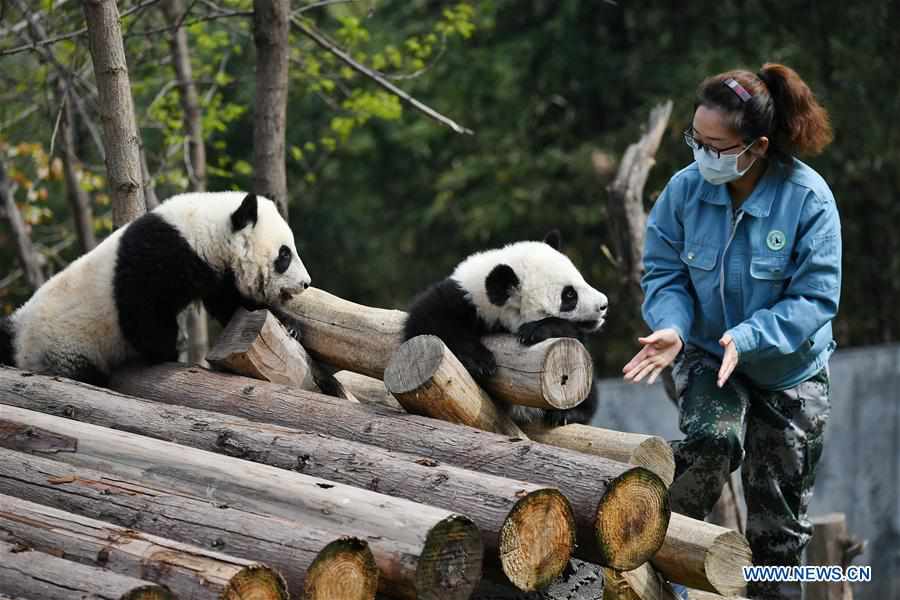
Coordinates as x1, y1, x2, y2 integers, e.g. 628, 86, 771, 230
717, 333, 739, 387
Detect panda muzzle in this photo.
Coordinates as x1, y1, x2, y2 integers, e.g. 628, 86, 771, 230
279, 284, 309, 303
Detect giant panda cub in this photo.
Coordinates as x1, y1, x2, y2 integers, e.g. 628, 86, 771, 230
0, 192, 310, 386
404, 231, 608, 426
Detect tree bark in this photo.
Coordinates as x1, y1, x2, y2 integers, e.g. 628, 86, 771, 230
207, 307, 321, 391
81, 0, 145, 227
252, 0, 290, 217
520, 423, 675, 486
107, 363, 671, 571
0, 492, 288, 600
161, 0, 209, 363
0, 448, 378, 600
333, 370, 403, 409
282, 287, 407, 379
0, 538, 175, 600
58, 85, 97, 253
651, 513, 751, 596
384, 335, 527, 437
0, 159, 44, 290
0, 368, 572, 592
0, 401, 483, 600
603, 100, 672, 299
162, 0, 206, 192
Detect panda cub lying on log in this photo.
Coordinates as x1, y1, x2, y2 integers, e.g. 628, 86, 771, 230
0, 192, 311, 386
404, 231, 608, 426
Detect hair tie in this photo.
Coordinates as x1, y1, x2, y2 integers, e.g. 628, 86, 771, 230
724, 78, 752, 102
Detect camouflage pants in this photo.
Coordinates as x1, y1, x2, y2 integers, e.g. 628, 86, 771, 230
668, 346, 831, 600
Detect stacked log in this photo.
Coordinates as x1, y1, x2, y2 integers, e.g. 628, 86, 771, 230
0, 538, 176, 600
0, 401, 484, 600
0, 369, 575, 592
0, 449, 378, 599
0, 492, 289, 600
106, 363, 671, 571
651, 513, 752, 596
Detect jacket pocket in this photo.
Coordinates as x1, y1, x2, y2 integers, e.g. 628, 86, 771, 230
680, 243, 718, 271
749, 255, 792, 280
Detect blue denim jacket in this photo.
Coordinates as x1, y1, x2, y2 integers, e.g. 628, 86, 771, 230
641, 158, 842, 390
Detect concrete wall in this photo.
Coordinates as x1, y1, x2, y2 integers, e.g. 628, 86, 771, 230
591, 344, 900, 600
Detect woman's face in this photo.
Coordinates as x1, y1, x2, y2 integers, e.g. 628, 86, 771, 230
690, 105, 764, 171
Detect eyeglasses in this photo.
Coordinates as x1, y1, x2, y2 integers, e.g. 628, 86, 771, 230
683, 129, 748, 159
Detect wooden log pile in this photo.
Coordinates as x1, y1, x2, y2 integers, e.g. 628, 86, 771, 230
0, 288, 754, 600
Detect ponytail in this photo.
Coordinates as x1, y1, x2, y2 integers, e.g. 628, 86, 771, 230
756, 63, 832, 159
696, 63, 832, 166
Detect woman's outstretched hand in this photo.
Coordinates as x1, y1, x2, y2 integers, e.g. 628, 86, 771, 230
622, 328, 683, 385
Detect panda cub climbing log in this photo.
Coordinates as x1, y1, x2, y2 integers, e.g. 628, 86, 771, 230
404, 231, 608, 426
0, 192, 311, 386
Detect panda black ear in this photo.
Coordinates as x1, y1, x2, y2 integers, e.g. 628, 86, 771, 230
485, 264, 520, 306
231, 193, 258, 231
543, 229, 562, 250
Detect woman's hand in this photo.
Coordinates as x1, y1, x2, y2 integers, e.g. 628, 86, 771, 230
717, 333, 738, 387
622, 328, 684, 385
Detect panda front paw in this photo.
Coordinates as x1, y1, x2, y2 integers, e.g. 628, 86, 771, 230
518, 317, 582, 346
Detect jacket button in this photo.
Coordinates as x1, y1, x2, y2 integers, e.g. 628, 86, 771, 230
687, 253, 695, 260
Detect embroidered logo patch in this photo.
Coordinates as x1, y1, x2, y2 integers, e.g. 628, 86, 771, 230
766, 230, 786, 251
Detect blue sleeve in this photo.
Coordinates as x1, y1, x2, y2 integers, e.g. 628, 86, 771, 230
641, 178, 695, 343
727, 191, 842, 361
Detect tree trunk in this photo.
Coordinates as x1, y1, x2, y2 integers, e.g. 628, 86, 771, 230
0, 448, 378, 600
0, 368, 572, 592
58, 86, 97, 253
0, 538, 175, 600
520, 423, 675, 486
0, 493, 288, 600
107, 363, 671, 572
81, 0, 145, 227
0, 402, 483, 600
0, 159, 44, 289
252, 0, 289, 217
603, 100, 672, 300
162, 0, 209, 363
651, 513, 751, 596
162, 0, 206, 192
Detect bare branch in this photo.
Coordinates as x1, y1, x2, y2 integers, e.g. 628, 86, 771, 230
0, 0, 164, 57
0, 159, 46, 290
290, 17, 473, 135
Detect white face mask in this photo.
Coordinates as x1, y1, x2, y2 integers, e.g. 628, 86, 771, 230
693, 141, 757, 185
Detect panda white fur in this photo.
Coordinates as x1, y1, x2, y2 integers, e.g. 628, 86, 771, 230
0, 191, 311, 385
404, 231, 608, 425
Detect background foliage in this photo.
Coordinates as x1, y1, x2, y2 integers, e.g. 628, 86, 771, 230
2, 0, 898, 377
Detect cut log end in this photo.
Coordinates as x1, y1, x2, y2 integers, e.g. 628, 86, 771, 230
123, 588, 177, 600
304, 538, 379, 600
416, 515, 484, 600
225, 565, 288, 600
499, 488, 576, 591
539, 338, 593, 410
704, 529, 753, 596
594, 467, 670, 570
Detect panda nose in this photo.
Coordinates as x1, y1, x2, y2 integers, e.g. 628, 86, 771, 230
598, 300, 608, 312
303, 282, 310, 289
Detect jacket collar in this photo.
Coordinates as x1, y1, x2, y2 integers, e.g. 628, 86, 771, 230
700, 161, 779, 217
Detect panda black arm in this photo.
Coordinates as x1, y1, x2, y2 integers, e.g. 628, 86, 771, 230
517, 317, 585, 346
404, 278, 497, 378
114, 213, 221, 364
201, 269, 265, 326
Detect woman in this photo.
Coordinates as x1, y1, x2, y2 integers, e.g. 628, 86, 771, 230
623, 63, 841, 600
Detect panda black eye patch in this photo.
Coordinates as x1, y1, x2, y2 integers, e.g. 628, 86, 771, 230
560, 285, 578, 312
274, 245, 292, 274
